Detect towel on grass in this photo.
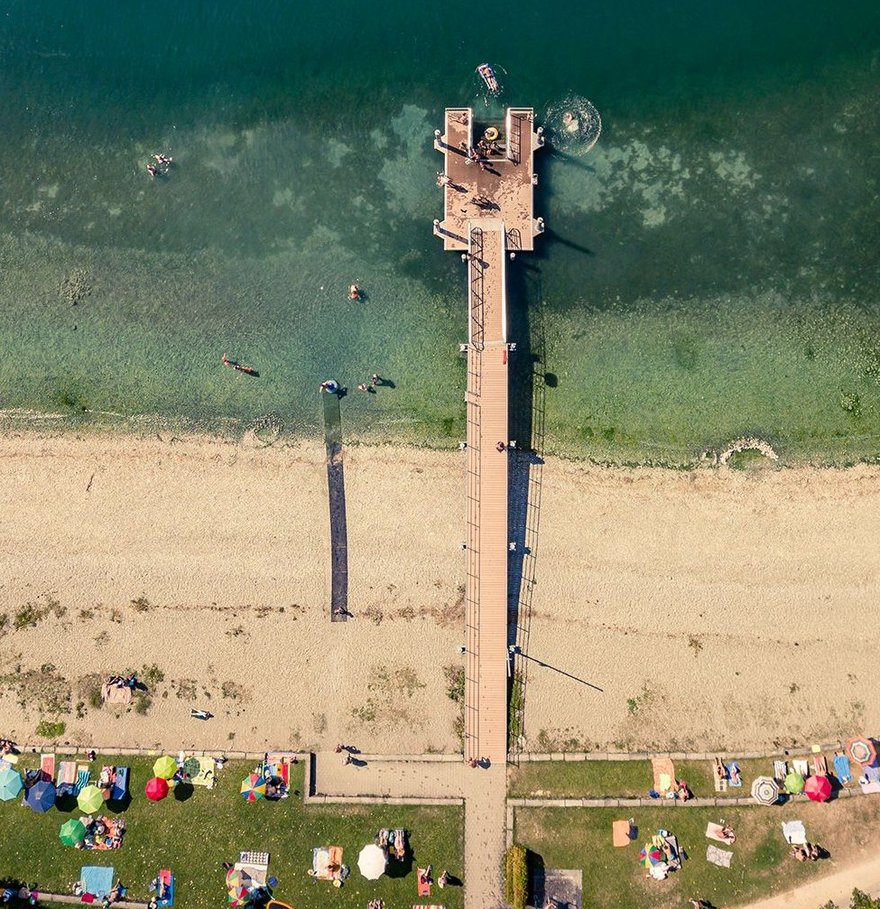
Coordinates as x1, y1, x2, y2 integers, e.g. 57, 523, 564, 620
651, 757, 676, 794
612, 820, 632, 847
774, 760, 788, 782
782, 821, 806, 845
793, 759, 810, 777
706, 822, 735, 844
833, 753, 853, 784
81, 866, 114, 899
706, 845, 733, 867
726, 761, 742, 787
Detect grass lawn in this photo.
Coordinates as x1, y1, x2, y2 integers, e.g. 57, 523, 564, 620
509, 757, 799, 799
0, 756, 463, 909
514, 799, 880, 909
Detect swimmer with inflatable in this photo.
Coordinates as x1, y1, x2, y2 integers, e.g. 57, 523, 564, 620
562, 111, 580, 134
349, 283, 361, 301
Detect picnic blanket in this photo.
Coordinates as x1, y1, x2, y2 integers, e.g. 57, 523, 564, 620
773, 760, 788, 782
57, 761, 77, 795
155, 870, 174, 908
706, 822, 735, 845
189, 756, 215, 789
312, 846, 343, 881
81, 866, 114, 899
88, 816, 126, 850
782, 821, 806, 845
833, 753, 853, 784
40, 753, 55, 782
612, 820, 632, 847
651, 757, 676, 795
264, 753, 293, 788
101, 684, 132, 706
706, 845, 733, 867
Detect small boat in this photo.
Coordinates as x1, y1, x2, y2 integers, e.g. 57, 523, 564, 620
476, 63, 500, 95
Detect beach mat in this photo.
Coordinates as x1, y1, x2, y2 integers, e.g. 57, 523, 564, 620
417, 870, 431, 897
706, 845, 733, 867
651, 756, 676, 794
612, 820, 631, 847
773, 760, 787, 782
833, 753, 853, 784
706, 822, 735, 844
40, 753, 55, 782
81, 866, 114, 899
782, 821, 806, 845
74, 767, 90, 795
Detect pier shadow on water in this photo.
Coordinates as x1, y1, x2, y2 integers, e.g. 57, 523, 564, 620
506, 260, 548, 756
322, 392, 349, 622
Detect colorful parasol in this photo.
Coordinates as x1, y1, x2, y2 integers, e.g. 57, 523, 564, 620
751, 776, 780, 805
59, 818, 87, 846
846, 736, 877, 767
804, 774, 833, 802
26, 780, 57, 812
145, 776, 170, 801
153, 756, 178, 779
784, 771, 805, 795
77, 784, 105, 814
240, 773, 266, 802
0, 766, 23, 801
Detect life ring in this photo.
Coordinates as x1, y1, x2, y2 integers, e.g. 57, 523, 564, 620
484, 127, 499, 142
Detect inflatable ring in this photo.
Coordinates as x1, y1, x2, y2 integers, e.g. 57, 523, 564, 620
484, 127, 499, 141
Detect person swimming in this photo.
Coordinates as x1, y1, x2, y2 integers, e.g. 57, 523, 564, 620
349, 283, 361, 301
562, 111, 579, 134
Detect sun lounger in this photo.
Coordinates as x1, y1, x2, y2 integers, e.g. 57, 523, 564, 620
651, 757, 676, 795
833, 752, 853, 784
57, 761, 77, 796
74, 766, 90, 795
612, 820, 632, 847
712, 757, 728, 793
725, 761, 742, 787
706, 822, 736, 845
40, 753, 56, 782
156, 870, 174, 908
782, 821, 806, 845
793, 759, 809, 778
417, 870, 431, 897
111, 767, 129, 802
811, 754, 828, 776
706, 845, 733, 867
773, 760, 787, 782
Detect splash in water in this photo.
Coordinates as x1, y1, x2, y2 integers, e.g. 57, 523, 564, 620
544, 94, 602, 155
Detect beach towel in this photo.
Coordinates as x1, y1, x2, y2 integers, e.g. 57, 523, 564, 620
651, 757, 676, 795
80, 867, 114, 899
264, 753, 293, 788
793, 759, 809, 778
706, 822, 736, 845
612, 820, 632, 847
417, 870, 431, 897
57, 761, 77, 795
101, 684, 132, 706
811, 754, 828, 776
782, 821, 806, 845
858, 777, 880, 794
40, 753, 55, 782
110, 767, 129, 802
311, 846, 343, 881
235, 862, 267, 888
239, 852, 269, 868
712, 757, 728, 793
0, 754, 18, 766
74, 767, 90, 795
833, 753, 853, 784
773, 760, 787, 782
411, 905, 446, 909
156, 870, 174, 908
725, 761, 742, 787
190, 757, 215, 789
706, 845, 733, 868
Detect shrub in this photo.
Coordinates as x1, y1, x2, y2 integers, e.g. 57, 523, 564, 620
504, 844, 528, 909
35, 720, 65, 739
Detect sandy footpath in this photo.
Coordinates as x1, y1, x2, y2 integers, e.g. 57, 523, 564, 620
0, 432, 878, 754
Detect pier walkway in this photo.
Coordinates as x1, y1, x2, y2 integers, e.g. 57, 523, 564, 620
434, 107, 543, 767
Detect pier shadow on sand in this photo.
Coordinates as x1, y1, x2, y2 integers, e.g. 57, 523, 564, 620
322, 392, 349, 622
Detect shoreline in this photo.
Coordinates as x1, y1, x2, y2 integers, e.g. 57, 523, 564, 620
1, 430, 879, 754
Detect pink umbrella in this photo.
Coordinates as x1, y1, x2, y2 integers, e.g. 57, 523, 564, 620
846, 736, 877, 767
145, 776, 170, 801
804, 774, 832, 802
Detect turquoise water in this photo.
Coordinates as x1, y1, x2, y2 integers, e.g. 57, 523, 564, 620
1, 1, 879, 461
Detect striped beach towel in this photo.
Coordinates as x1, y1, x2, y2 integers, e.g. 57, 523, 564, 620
73, 767, 90, 795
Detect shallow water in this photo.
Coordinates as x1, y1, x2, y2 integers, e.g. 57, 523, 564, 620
1, 0, 878, 462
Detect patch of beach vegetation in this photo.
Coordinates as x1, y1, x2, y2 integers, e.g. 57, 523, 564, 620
350, 665, 427, 731
13, 594, 66, 630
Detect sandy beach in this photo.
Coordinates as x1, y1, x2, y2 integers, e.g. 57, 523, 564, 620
0, 431, 878, 754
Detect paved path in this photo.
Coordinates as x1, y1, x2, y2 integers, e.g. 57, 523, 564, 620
313, 754, 507, 909
736, 851, 880, 909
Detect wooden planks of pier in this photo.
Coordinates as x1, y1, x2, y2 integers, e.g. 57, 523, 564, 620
435, 107, 543, 765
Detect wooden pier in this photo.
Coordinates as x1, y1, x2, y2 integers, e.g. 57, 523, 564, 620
434, 106, 543, 765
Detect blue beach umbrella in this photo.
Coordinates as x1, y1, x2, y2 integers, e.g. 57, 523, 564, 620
26, 780, 57, 812
0, 766, 23, 801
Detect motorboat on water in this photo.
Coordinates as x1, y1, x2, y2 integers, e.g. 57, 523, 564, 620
476, 63, 500, 94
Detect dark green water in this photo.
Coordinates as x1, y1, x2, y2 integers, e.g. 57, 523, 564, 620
1, 0, 879, 462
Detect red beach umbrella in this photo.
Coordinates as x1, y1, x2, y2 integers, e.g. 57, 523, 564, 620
804, 774, 832, 802
145, 776, 170, 801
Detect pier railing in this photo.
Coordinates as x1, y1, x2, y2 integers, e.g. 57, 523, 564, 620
469, 227, 485, 348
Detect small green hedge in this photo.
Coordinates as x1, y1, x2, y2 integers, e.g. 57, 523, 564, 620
504, 843, 528, 909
